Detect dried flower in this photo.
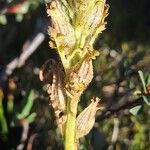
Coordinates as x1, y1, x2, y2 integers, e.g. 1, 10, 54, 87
75, 97, 102, 140
46, 0, 109, 71
66, 59, 93, 97
74, 0, 109, 48
39, 59, 66, 132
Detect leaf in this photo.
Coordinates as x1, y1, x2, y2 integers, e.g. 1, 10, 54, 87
25, 113, 37, 123
138, 70, 147, 93
129, 105, 142, 116
142, 95, 150, 106
17, 90, 35, 119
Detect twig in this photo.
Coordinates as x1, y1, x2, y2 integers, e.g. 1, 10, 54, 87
96, 97, 143, 122
26, 133, 38, 150
111, 118, 119, 143
8, 32, 45, 71
0, 14, 49, 86
107, 118, 119, 150
0, 32, 45, 84
16, 121, 29, 150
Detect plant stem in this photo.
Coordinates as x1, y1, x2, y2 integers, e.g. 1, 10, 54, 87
64, 100, 78, 150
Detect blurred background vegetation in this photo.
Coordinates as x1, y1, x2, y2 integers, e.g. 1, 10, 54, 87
0, 0, 149, 150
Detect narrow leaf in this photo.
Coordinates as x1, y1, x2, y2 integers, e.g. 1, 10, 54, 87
138, 70, 147, 93
17, 90, 35, 119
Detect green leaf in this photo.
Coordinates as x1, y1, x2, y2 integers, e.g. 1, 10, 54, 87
17, 90, 35, 119
129, 105, 142, 116
142, 95, 150, 106
138, 70, 147, 93
25, 113, 37, 123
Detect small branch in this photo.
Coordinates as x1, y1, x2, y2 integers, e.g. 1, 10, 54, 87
107, 118, 120, 150
26, 133, 38, 150
0, 32, 45, 85
16, 121, 29, 150
111, 118, 119, 143
96, 97, 143, 122
8, 33, 45, 72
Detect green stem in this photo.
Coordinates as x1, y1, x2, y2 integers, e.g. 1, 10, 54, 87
64, 100, 78, 150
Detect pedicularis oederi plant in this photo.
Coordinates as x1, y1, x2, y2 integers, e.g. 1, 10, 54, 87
39, 0, 109, 149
